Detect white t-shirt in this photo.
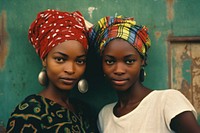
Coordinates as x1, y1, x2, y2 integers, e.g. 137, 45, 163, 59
98, 89, 197, 133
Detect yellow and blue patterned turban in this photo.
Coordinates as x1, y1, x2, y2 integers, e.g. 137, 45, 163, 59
89, 16, 151, 61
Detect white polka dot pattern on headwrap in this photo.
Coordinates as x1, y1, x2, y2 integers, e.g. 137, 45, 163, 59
28, 9, 88, 59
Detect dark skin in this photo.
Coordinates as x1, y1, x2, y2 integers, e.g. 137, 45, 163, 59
39, 40, 87, 112
170, 111, 200, 133
102, 38, 200, 133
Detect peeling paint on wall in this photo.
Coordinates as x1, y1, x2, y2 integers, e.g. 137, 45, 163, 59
166, 0, 174, 21
88, 7, 97, 18
154, 31, 161, 41
170, 42, 200, 114
0, 10, 8, 70
114, 13, 118, 17
191, 44, 200, 113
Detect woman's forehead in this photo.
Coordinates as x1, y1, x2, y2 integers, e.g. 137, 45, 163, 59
104, 39, 137, 53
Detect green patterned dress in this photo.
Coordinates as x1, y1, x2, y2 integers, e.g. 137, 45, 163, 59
6, 94, 97, 133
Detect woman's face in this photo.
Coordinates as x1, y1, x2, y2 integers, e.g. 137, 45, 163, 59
102, 39, 144, 91
43, 40, 86, 91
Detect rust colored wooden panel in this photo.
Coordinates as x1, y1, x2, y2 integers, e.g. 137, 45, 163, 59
169, 42, 200, 115
191, 44, 200, 113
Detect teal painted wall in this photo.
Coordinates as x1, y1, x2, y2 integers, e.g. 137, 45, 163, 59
0, 0, 200, 127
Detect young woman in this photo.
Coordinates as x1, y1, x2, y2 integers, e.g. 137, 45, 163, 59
6, 9, 97, 132
89, 16, 200, 133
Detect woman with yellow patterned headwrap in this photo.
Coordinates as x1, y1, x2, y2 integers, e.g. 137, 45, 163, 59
89, 16, 199, 133
89, 16, 150, 66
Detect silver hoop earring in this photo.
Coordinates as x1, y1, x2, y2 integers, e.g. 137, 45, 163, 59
38, 68, 47, 86
78, 79, 88, 93
140, 67, 146, 82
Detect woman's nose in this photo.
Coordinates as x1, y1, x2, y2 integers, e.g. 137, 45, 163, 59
114, 62, 125, 75
64, 61, 75, 74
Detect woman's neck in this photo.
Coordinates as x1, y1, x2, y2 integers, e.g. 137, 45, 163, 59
114, 85, 152, 117
116, 82, 152, 107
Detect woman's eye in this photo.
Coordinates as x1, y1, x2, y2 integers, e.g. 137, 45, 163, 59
125, 59, 135, 64
105, 60, 114, 65
55, 57, 64, 63
76, 59, 86, 65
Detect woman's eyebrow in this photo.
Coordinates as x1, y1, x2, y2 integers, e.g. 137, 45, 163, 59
77, 55, 87, 58
104, 55, 115, 58
53, 52, 68, 57
53, 52, 86, 58
124, 54, 136, 58
104, 54, 135, 58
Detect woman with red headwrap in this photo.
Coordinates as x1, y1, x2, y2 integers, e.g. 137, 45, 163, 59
89, 16, 200, 133
6, 9, 97, 132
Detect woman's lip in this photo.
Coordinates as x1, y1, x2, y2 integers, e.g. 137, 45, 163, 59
112, 79, 128, 85
60, 78, 76, 84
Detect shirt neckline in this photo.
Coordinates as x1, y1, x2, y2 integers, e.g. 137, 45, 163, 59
112, 90, 157, 119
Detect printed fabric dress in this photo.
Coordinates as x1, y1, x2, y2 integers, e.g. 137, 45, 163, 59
6, 94, 97, 133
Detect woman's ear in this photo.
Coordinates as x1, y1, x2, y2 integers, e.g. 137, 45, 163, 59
42, 58, 47, 67
141, 59, 145, 66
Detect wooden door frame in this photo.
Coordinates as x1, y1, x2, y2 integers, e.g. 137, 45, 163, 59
167, 36, 200, 89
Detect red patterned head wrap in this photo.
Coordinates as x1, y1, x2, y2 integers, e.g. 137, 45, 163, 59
28, 9, 88, 59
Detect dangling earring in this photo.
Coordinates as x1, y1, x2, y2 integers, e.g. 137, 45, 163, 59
78, 79, 88, 93
38, 67, 47, 86
140, 67, 146, 82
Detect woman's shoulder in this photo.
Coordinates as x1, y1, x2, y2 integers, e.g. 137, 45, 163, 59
7, 94, 44, 132
147, 89, 187, 104
153, 89, 183, 96
155, 89, 195, 112
10, 94, 45, 116
98, 102, 116, 121
103, 102, 116, 109
100, 102, 116, 114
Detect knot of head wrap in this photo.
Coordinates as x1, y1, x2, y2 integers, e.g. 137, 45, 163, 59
28, 9, 88, 59
89, 16, 151, 60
